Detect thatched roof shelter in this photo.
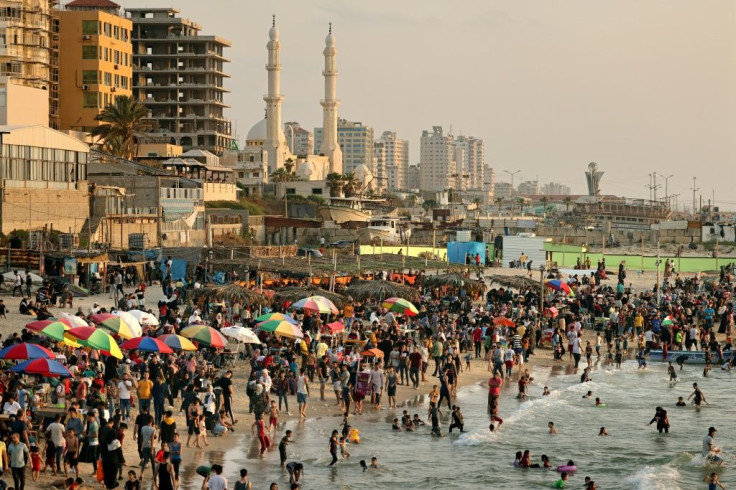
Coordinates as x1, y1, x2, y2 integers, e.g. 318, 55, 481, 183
192, 283, 269, 306
344, 280, 419, 302
486, 274, 539, 291
423, 273, 486, 294
274, 286, 347, 308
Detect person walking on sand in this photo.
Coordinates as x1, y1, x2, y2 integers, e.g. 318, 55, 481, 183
296, 368, 310, 418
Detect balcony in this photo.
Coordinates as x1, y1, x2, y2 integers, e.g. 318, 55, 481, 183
202, 182, 237, 202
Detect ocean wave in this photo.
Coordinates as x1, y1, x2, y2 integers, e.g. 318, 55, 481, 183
624, 465, 681, 490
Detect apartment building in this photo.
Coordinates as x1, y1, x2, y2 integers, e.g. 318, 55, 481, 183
127, 7, 233, 155
0, 0, 57, 126
284, 121, 313, 158
374, 130, 408, 192
58, 0, 132, 131
314, 118, 373, 175
419, 126, 455, 192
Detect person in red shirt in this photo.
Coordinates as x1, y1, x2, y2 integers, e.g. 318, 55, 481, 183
408, 347, 422, 389
488, 372, 503, 428
472, 325, 483, 359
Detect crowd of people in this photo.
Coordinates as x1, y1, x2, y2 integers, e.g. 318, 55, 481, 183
0, 260, 731, 489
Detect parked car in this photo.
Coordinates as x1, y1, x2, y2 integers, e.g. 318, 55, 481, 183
297, 248, 323, 258
329, 240, 354, 249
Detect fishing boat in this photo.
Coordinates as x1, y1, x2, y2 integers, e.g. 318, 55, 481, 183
359, 217, 411, 245
648, 349, 736, 364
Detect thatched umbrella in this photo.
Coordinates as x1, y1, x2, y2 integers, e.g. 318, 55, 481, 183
344, 280, 419, 302
423, 273, 486, 295
192, 284, 269, 307
274, 286, 347, 308
486, 274, 539, 291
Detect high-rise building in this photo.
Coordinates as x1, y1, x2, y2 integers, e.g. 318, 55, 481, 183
517, 180, 539, 196
314, 118, 373, 176
374, 131, 408, 192
406, 164, 420, 191
284, 121, 313, 157
419, 126, 455, 192
0, 0, 57, 126
453, 135, 485, 191
127, 7, 233, 155
541, 182, 571, 195
58, 0, 132, 131
493, 181, 514, 199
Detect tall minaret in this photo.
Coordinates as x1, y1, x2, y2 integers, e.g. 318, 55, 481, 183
320, 23, 343, 174
264, 15, 285, 175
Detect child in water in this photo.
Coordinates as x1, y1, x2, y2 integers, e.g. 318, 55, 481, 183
554, 472, 569, 488
676, 397, 686, 407
391, 418, 401, 431
704, 472, 726, 490
428, 401, 441, 436
599, 427, 608, 436
668, 361, 677, 384
548, 421, 557, 434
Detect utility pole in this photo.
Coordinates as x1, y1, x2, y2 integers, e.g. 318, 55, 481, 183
691, 177, 699, 218
660, 174, 673, 209
503, 169, 521, 193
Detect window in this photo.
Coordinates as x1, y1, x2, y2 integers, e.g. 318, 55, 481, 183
104, 47, 109, 61
114, 50, 120, 64
82, 45, 97, 59
113, 26, 119, 39
120, 76, 128, 89
81, 20, 98, 35
104, 72, 111, 86
81, 70, 97, 84
312, 188, 323, 195
83, 92, 99, 108
103, 23, 111, 37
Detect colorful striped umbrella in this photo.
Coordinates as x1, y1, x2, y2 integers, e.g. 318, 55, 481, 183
32, 321, 71, 342
112, 311, 143, 336
60, 312, 89, 328
292, 296, 339, 315
66, 327, 123, 359
91, 313, 139, 340
257, 320, 304, 339
544, 279, 574, 295
221, 326, 261, 344
255, 312, 298, 325
381, 297, 419, 316
26, 319, 73, 331
9, 358, 73, 377
127, 309, 160, 326
157, 334, 197, 351
0, 343, 55, 360
119, 337, 173, 354
180, 325, 227, 348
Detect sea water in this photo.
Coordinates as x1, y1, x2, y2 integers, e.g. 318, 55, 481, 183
178, 360, 736, 489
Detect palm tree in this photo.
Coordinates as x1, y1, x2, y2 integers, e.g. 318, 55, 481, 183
284, 158, 295, 175
91, 95, 153, 160
270, 168, 301, 182
540, 196, 549, 217
343, 172, 360, 197
326, 172, 344, 197
564, 196, 573, 212
495, 196, 505, 214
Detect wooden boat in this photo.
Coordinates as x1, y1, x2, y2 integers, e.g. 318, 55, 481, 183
648, 349, 736, 364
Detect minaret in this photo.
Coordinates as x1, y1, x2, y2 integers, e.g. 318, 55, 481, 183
320, 23, 343, 174
264, 15, 285, 175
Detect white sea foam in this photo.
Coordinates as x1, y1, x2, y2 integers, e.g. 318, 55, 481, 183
624, 465, 681, 490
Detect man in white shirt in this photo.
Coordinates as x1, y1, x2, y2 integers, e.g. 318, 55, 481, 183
204, 463, 228, 490
2, 395, 21, 416
45, 413, 66, 471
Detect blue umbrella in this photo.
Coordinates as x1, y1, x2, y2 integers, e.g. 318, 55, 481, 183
9, 358, 73, 377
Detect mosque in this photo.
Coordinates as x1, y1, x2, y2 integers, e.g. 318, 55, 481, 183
236, 17, 373, 194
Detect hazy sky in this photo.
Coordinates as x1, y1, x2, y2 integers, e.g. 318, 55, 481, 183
119, 0, 736, 209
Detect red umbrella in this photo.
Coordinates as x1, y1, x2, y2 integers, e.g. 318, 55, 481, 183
324, 321, 345, 333
360, 348, 384, 358
119, 337, 173, 354
493, 316, 516, 327
0, 343, 55, 360
26, 319, 73, 331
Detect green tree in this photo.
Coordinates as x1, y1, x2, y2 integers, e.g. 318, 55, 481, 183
91, 95, 153, 160
284, 158, 295, 175
343, 172, 360, 197
270, 167, 302, 182
564, 196, 573, 212
326, 172, 344, 197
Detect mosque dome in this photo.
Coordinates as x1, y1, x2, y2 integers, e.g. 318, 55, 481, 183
296, 161, 314, 179
354, 163, 373, 186
246, 118, 286, 145
269, 25, 279, 41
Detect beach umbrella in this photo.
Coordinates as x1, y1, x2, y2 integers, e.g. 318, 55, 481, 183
66, 327, 123, 359
32, 321, 71, 343
180, 325, 227, 348
360, 348, 384, 358
0, 343, 55, 360
119, 337, 173, 354
324, 321, 345, 334
112, 311, 143, 335
493, 316, 516, 327
9, 358, 73, 377
221, 326, 261, 344
544, 280, 574, 295
255, 312, 298, 325
60, 312, 89, 328
157, 334, 197, 351
381, 297, 419, 316
344, 280, 418, 302
662, 316, 676, 326
26, 319, 71, 332
257, 321, 304, 340
91, 313, 139, 340
274, 286, 347, 308
292, 296, 339, 315
126, 310, 160, 326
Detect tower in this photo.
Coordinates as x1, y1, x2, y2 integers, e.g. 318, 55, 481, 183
320, 23, 343, 174
585, 161, 604, 197
264, 15, 286, 173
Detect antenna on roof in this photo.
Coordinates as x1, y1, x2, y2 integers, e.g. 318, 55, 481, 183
329, 22, 332, 34
272, 14, 275, 27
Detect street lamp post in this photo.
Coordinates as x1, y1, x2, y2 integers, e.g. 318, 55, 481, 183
661, 174, 674, 209
504, 169, 521, 193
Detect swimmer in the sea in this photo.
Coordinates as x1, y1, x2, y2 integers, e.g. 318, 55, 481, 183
543, 386, 551, 396
391, 418, 401, 431
582, 391, 592, 399
553, 472, 569, 488
548, 421, 557, 434
541, 454, 551, 468
595, 397, 603, 406
599, 427, 608, 436
668, 362, 677, 384
676, 397, 686, 407
704, 472, 726, 490
688, 382, 708, 408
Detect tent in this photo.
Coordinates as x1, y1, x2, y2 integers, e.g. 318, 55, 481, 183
160, 259, 187, 281
446, 241, 486, 265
